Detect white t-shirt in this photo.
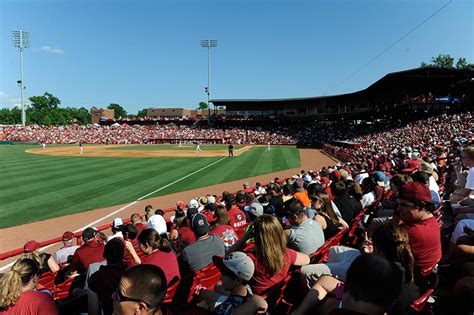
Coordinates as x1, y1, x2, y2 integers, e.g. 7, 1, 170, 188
361, 191, 376, 208
355, 171, 369, 185
466, 168, 474, 199
466, 168, 474, 190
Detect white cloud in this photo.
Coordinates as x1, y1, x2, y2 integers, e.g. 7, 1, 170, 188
0, 92, 31, 109
34, 45, 64, 54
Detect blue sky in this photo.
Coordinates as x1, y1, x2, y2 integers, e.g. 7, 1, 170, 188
0, 0, 472, 114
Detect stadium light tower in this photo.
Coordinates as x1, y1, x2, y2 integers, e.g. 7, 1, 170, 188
12, 30, 30, 127
200, 39, 218, 127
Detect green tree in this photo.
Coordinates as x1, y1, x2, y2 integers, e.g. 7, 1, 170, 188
198, 102, 208, 110
108, 103, 127, 118
421, 54, 473, 70
455, 57, 473, 70
29, 92, 61, 111
76, 107, 91, 124
137, 108, 147, 118
431, 54, 454, 68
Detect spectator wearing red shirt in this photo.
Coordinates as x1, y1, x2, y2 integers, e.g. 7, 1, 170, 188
210, 206, 239, 250
243, 182, 254, 194
397, 182, 442, 274
226, 194, 247, 229
228, 214, 310, 295
70, 227, 105, 275
138, 229, 180, 285
122, 223, 141, 267
170, 210, 196, 251
0, 258, 59, 314
130, 213, 146, 234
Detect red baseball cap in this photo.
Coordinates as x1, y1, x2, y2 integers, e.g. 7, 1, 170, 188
24, 240, 40, 253
398, 182, 433, 204
62, 231, 75, 241
320, 177, 331, 184
401, 160, 422, 173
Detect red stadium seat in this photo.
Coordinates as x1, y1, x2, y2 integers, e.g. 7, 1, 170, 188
187, 263, 222, 302
38, 271, 57, 291
410, 271, 439, 313
164, 276, 181, 304
53, 278, 75, 301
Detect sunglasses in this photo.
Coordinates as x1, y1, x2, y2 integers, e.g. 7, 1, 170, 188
114, 290, 153, 308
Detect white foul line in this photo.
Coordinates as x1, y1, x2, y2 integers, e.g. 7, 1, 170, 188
0, 155, 228, 271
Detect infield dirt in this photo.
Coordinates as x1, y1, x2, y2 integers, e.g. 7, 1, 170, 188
26, 144, 251, 158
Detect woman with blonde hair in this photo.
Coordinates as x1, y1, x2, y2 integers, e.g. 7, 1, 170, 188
312, 192, 349, 239
0, 258, 59, 314
228, 214, 310, 295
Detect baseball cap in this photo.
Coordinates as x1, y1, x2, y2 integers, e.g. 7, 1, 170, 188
112, 218, 123, 228
303, 175, 312, 183
207, 195, 216, 204
294, 179, 305, 192
24, 240, 40, 253
213, 252, 255, 281
320, 177, 331, 184
147, 215, 167, 236
401, 160, 422, 173
244, 202, 263, 217
191, 213, 210, 237
236, 194, 246, 205
188, 199, 199, 209
62, 231, 75, 241
421, 163, 434, 175
82, 227, 97, 241
176, 201, 186, 210
372, 171, 386, 187
226, 194, 236, 204
398, 182, 433, 204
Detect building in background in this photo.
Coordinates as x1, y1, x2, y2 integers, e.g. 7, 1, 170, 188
91, 108, 114, 124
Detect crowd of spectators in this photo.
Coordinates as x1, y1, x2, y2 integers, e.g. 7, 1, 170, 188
0, 124, 296, 145
0, 111, 473, 314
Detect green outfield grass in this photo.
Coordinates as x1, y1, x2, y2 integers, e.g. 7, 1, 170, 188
0, 144, 300, 228
106, 144, 244, 151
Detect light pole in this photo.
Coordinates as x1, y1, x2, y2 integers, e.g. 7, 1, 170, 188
200, 39, 218, 127
12, 30, 30, 127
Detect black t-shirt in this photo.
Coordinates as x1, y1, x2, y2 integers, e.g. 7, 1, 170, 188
321, 215, 340, 239
333, 195, 362, 223
389, 282, 420, 315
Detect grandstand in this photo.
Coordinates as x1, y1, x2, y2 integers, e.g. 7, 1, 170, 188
0, 65, 473, 314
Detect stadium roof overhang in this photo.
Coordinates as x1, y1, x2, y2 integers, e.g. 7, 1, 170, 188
211, 67, 474, 109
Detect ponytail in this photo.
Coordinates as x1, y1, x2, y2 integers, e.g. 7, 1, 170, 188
157, 238, 172, 253
0, 259, 39, 309
138, 229, 172, 253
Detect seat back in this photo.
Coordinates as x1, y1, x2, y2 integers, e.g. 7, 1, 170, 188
164, 276, 181, 304
410, 272, 439, 313
186, 263, 222, 302
38, 271, 57, 291
310, 227, 349, 263
260, 274, 291, 309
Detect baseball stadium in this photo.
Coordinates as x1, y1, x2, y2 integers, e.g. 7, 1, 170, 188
1, 1, 474, 315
